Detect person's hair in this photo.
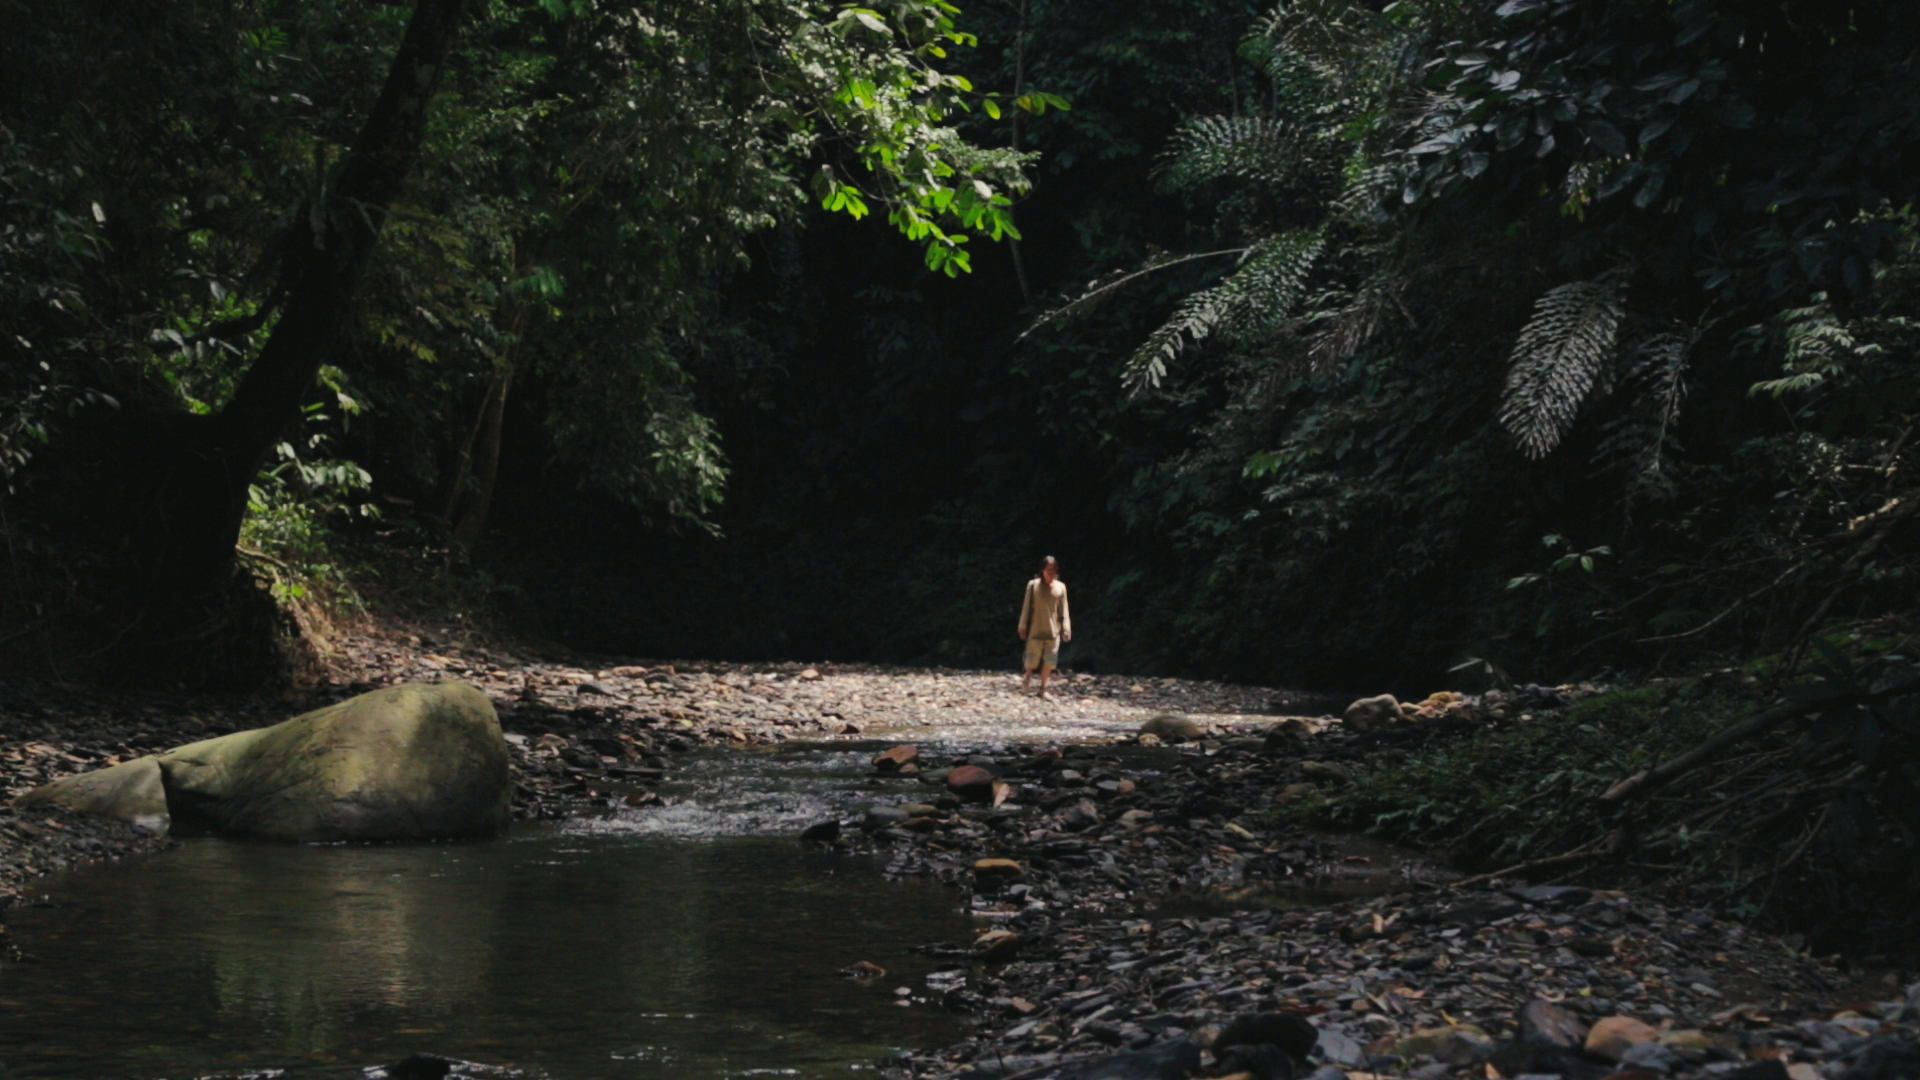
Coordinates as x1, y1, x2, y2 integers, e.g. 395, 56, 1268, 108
1040, 555, 1059, 575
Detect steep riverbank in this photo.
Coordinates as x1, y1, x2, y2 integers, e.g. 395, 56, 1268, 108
1, 620, 1913, 1080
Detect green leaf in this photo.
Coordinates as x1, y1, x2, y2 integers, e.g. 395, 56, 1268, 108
1584, 119, 1627, 157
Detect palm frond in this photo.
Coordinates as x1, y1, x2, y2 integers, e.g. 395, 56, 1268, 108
1159, 116, 1311, 191
1499, 273, 1627, 458
1124, 230, 1326, 394
1305, 272, 1403, 368
1019, 248, 1250, 341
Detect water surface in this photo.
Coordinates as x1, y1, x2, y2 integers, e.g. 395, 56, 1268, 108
1, 757, 977, 1079
0, 724, 1232, 1078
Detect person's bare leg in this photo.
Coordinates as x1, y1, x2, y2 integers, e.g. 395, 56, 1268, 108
1022, 666, 1033, 693
1038, 664, 1054, 697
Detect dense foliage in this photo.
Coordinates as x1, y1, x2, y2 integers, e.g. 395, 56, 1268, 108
2, 0, 1917, 697
491, 0, 1920, 693
0, 0, 1035, 677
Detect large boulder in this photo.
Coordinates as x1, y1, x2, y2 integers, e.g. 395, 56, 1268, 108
160, 681, 511, 842
14, 756, 168, 819
16, 681, 511, 844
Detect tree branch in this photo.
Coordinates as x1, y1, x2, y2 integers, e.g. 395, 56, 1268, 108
1599, 694, 1841, 805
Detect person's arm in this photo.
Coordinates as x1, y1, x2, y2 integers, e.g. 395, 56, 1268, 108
1060, 584, 1071, 641
1018, 581, 1033, 639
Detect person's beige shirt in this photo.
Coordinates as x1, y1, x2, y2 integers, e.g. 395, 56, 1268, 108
1019, 578, 1071, 641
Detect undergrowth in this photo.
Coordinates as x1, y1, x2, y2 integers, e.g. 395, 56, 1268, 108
1280, 628, 1920, 962
1287, 679, 1752, 870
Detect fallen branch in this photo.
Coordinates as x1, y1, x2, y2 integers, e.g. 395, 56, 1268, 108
1443, 843, 1612, 892
1789, 493, 1920, 649
1599, 696, 1829, 804
1637, 561, 1804, 644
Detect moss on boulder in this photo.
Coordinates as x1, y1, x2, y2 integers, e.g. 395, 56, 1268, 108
18, 681, 511, 843
15, 756, 168, 819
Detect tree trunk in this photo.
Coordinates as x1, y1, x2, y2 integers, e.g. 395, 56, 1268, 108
146, 0, 474, 595
19, 0, 473, 683
451, 368, 510, 551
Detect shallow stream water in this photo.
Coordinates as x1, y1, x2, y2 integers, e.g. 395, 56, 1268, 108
0, 714, 1425, 1078
0, 738, 1012, 1080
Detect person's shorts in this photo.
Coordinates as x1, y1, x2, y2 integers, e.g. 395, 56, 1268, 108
1024, 637, 1059, 669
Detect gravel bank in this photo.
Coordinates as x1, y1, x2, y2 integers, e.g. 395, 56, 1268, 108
2, 625, 1911, 1080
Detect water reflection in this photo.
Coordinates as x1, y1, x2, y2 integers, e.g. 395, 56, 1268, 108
0, 830, 970, 1079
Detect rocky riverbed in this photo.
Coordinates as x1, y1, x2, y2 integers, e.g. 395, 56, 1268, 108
1, 622, 1914, 1080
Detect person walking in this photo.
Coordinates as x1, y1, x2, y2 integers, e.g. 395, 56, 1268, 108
1017, 556, 1072, 697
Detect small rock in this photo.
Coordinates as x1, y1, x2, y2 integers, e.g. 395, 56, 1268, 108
1518, 997, 1588, 1051
1618, 1041, 1684, 1073
873, 745, 919, 772
946, 765, 997, 801
1139, 715, 1204, 742
1657, 1029, 1732, 1062
1213, 1012, 1318, 1060
1568, 934, 1614, 957
1056, 798, 1101, 831
974, 858, 1025, 880
1509, 884, 1594, 906
1834, 1037, 1920, 1080
1299, 761, 1351, 787
1714, 1062, 1792, 1080
1048, 1039, 1201, 1080
1315, 1028, 1367, 1067
1395, 1025, 1494, 1066
1586, 1015, 1662, 1061
1343, 694, 1402, 733
973, 929, 1022, 962
128, 814, 168, 837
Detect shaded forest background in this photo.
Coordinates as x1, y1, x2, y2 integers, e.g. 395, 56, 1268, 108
4, 0, 1919, 695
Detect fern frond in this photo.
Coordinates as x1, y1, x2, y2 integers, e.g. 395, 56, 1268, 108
1750, 298, 1857, 398
1634, 331, 1690, 433
1330, 159, 1404, 225
1124, 230, 1326, 394
1499, 274, 1627, 458
1305, 272, 1402, 367
1159, 116, 1311, 191
1591, 331, 1692, 502
1253, 0, 1397, 84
